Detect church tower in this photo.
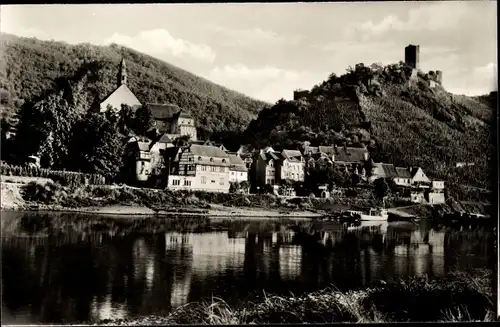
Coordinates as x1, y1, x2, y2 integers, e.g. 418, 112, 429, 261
118, 58, 128, 86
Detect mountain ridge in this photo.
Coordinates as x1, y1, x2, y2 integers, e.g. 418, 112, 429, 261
0, 33, 270, 139
243, 62, 496, 190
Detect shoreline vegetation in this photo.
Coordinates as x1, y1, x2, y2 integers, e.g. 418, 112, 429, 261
0, 175, 490, 219
95, 270, 495, 325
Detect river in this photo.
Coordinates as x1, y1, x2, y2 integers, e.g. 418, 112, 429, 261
0, 210, 494, 324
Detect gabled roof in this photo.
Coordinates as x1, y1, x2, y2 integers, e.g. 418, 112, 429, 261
373, 163, 398, 178
237, 145, 252, 155
228, 153, 247, 172
146, 103, 182, 120
282, 149, 303, 159
333, 146, 368, 163
158, 133, 173, 144
173, 110, 193, 119
100, 84, 142, 112
188, 144, 229, 158
395, 167, 412, 178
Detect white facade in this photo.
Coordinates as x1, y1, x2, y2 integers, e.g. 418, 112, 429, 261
432, 181, 445, 189
229, 170, 248, 183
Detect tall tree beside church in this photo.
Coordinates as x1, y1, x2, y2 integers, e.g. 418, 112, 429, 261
68, 112, 124, 180
133, 105, 154, 136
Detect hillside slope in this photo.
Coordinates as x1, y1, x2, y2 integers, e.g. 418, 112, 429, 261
0, 33, 269, 138
243, 62, 496, 189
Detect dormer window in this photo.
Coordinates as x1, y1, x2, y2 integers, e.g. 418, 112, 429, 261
222, 159, 226, 163
198, 156, 202, 161
210, 158, 214, 162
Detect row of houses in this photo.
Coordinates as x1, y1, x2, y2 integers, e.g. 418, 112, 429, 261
101, 59, 445, 203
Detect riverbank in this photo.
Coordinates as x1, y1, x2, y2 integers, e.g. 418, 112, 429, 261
1, 177, 490, 220
1, 180, 322, 218
96, 270, 495, 324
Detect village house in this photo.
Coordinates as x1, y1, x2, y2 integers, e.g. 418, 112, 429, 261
303, 145, 371, 177
369, 164, 431, 187
122, 135, 153, 184
236, 145, 254, 170
164, 144, 231, 193
227, 153, 248, 183
277, 149, 305, 182
146, 103, 198, 142
252, 147, 305, 191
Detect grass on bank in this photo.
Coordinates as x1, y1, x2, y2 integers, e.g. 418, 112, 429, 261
98, 269, 496, 325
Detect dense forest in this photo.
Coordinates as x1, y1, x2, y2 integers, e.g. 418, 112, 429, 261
0, 33, 269, 139
243, 62, 496, 189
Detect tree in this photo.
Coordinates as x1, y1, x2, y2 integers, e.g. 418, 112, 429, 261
118, 104, 135, 134
373, 178, 390, 200
133, 105, 154, 136
13, 89, 84, 168
173, 135, 191, 148
68, 112, 124, 180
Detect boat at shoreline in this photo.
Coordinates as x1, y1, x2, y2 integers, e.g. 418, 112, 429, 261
359, 208, 388, 221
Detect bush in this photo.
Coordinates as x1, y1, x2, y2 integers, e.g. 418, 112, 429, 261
1, 162, 106, 186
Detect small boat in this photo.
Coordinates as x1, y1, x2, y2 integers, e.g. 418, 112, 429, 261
360, 208, 388, 221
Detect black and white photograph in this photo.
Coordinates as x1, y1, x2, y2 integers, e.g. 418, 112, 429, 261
0, 1, 497, 324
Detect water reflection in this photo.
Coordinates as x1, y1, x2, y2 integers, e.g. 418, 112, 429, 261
1, 211, 494, 324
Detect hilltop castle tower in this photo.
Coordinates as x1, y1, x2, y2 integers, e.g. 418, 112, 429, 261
405, 44, 420, 70
118, 58, 128, 86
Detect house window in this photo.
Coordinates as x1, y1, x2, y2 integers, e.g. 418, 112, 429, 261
211, 180, 216, 183
219, 167, 225, 172
184, 180, 191, 186
189, 157, 193, 161
232, 172, 235, 175
269, 161, 274, 167
266, 179, 271, 184
172, 179, 180, 186
201, 176, 207, 184
219, 178, 224, 185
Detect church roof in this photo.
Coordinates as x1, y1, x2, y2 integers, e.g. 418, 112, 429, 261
146, 103, 193, 121
146, 103, 182, 120
100, 84, 142, 112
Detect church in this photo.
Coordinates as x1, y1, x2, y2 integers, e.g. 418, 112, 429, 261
99, 58, 197, 142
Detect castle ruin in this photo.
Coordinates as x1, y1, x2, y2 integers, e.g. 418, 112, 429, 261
405, 44, 443, 87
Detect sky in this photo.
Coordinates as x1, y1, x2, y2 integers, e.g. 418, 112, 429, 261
1, 2, 497, 103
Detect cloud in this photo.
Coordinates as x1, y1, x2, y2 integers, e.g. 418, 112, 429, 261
211, 26, 303, 47
446, 62, 497, 96
348, 2, 469, 38
104, 29, 216, 63
207, 64, 325, 103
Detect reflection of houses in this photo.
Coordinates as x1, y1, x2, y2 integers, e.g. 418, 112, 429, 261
278, 245, 302, 280
90, 294, 127, 322
190, 233, 246, 276
165, 144, 231, 193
